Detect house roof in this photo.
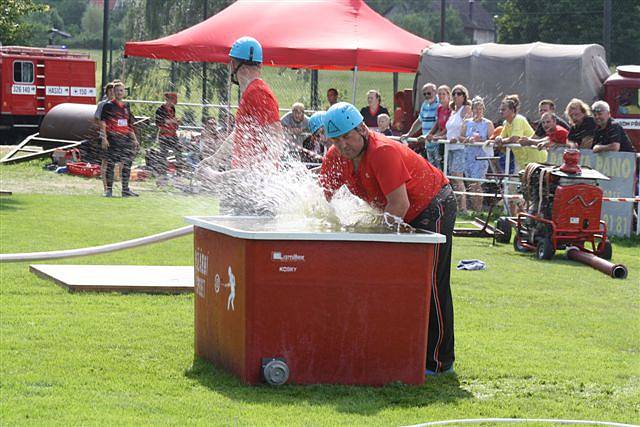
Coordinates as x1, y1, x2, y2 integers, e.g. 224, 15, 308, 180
445, 0, 496, 32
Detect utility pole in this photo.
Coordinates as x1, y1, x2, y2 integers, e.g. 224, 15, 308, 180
440, 0, 446, 42
108, 38, 113, 81
603, 0, 612, 62
101, 0, 110, 97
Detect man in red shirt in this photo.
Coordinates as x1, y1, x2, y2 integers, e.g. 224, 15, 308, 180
521, 112, 569, 150
155, 92, 181, 182
199, 36, 282, 173
320, 102, 457, 375
100, 81, 139, 197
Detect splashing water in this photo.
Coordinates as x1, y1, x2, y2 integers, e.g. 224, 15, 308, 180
193, 131, 395, 231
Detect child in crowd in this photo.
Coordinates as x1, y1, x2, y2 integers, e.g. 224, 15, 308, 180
377, 113, 393, 136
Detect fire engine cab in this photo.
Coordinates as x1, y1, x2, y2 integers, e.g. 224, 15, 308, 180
0, 46, 96, 143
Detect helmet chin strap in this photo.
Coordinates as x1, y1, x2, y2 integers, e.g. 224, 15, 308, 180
356, 128, 368, 158
230, 62, 244, 85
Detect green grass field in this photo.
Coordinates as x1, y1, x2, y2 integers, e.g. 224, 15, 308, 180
0, 158, 638, 425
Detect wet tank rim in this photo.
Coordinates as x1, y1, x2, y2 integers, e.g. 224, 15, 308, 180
185, 216, 447, 244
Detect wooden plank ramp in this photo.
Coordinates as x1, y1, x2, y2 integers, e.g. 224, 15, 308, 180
29, 264, 193, 294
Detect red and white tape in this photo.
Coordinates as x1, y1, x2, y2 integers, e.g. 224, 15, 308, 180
453, 191, 523, 199
602, 197, 640, 203
452, 192, 639, 203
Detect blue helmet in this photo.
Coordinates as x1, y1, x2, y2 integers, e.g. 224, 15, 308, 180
323, 102, 363, 138
308, 111, 325, 135
229, 36, 263, 64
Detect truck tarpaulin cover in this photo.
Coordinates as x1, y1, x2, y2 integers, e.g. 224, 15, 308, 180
415, 42, 611, 120
124, 0, 432, 73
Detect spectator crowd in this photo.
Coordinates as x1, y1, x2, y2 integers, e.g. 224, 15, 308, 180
95, 76, 636, 210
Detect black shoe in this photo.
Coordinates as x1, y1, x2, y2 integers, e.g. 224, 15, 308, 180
103, 189, 113, 197
122, 189, 139, 197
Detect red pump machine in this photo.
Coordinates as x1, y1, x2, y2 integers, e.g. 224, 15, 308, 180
499, 151, 613, 260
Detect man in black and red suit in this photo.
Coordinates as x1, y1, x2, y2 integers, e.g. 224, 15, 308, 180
100, 81, 140, 197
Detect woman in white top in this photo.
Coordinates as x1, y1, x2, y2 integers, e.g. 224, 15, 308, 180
460, 96, 494, 212
445, 84, 472, 213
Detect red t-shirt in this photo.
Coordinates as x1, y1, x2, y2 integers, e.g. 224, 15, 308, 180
100, 100, 133, 136
320, 131, 449, 223
436, 104, 451, 133
155, 104, 178, 137
233, 79, 280, 167
546, 125, 569, 144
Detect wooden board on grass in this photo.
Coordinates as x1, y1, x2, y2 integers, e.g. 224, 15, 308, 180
30, 264, 193, 294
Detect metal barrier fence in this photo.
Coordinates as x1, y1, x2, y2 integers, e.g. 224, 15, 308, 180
125, 99, 639, 234
125, 99, 318, 115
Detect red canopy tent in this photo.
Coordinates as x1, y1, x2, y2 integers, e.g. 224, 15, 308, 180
124, 0, 432, 74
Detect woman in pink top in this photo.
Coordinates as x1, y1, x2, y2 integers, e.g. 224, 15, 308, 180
428, 85, 452, 140
420, 85, 451, 170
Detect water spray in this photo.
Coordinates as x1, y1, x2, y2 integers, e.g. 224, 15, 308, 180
382, 212, 415, 234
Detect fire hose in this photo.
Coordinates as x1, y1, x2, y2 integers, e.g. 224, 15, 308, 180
0, 226, 193, 263
404, 418, 636, 427
566, 246, 628, 279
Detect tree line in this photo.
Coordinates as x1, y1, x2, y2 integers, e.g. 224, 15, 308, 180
1, 0, 638, 65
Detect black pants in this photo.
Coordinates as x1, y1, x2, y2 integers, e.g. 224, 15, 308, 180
156, 136, 184, 175
105, 134, 134, 191
410, 184, 457, 373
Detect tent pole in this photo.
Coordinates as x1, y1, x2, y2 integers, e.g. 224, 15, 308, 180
352, 66, 358, 104
202, 62, 208, 122
202, 0, 209, 123
392, 72, 398, 111
310, 69, 319, 110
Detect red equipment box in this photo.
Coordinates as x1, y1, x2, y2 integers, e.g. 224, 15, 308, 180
67, 161, 100, 178
186, 216, 446, 386
552, 184, 603, 234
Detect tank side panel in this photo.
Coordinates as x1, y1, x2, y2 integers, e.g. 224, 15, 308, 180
194, 227, 248, 382
245, 240, 434, 386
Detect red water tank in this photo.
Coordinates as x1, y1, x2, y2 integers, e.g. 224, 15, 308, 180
189, 217, 445, 386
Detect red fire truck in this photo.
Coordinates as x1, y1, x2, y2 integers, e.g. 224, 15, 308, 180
0, 46, 96, 143
603, 65, 640, 150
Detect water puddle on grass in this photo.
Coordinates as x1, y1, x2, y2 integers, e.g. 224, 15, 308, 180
460, 376, 632, 401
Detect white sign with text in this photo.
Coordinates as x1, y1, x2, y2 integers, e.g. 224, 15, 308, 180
11, 85, 36, 95
46, 86, 70, 96
71, 87, 96, 97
